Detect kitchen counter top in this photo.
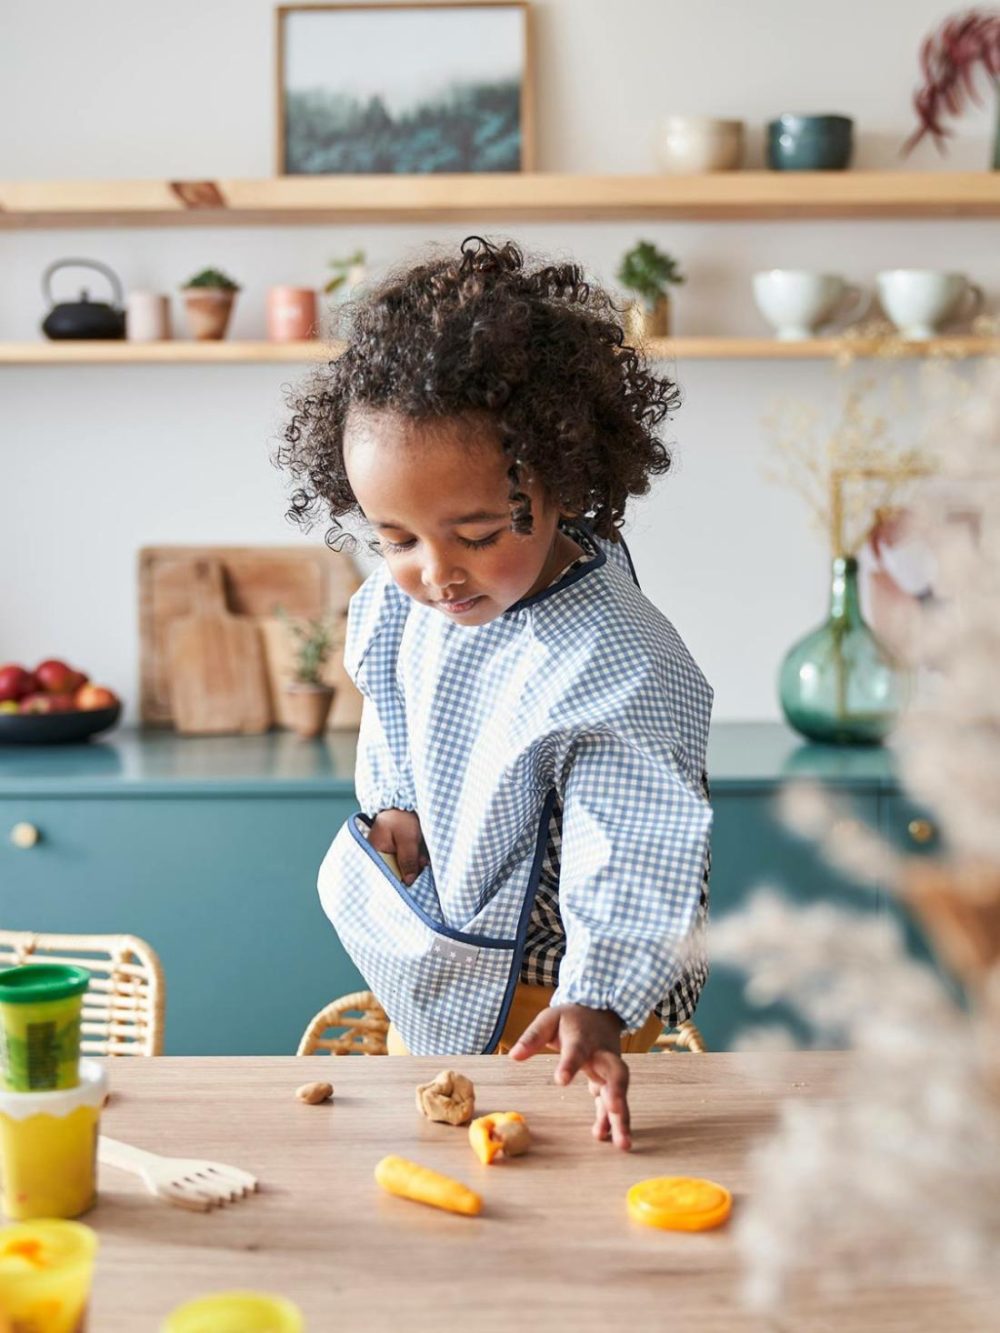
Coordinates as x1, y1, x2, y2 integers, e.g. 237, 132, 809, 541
0, 721, 901, 797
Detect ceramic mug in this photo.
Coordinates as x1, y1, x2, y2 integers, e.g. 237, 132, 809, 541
752, 271, 869, 340
657, 116, 744, 173
266, 287, 318, 342
126, 291, 172, 342
876, 270, 984, 340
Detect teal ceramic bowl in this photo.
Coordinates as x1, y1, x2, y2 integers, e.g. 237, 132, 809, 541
767, 114, 854, 171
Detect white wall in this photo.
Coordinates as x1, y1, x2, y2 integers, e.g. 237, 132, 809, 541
2, 0, 996, 722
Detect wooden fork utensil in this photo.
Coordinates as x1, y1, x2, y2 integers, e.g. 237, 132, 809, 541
99, 1136, 258, 1212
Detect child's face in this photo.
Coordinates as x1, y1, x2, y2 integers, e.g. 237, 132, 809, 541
344, 407, 576, 625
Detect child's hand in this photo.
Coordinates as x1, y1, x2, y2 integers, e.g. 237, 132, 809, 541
508, 1005, 632, 1151
369, 809, 430, 885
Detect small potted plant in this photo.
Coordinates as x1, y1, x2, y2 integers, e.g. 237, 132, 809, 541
323, 249, 367, 337
277, 608, 341, 740
616, 240, 685, 341
180, 267, 241, 340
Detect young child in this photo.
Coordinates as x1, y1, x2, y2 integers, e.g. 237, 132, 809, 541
279, 237, 712, 1151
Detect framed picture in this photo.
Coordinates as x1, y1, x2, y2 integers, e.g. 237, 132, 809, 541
275, 2, 534, 175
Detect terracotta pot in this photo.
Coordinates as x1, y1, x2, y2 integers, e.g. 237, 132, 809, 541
267, 286, 318, 341
283, 683, 335, 740
182, 288, 237, 340
624, 294, 671, 342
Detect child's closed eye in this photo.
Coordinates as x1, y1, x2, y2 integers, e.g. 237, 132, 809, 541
382, 532, 502, 554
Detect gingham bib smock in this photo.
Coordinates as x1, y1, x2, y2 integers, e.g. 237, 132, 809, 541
318, 517, 714, 1056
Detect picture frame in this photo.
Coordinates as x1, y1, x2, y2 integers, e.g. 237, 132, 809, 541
275, 2, 534, 175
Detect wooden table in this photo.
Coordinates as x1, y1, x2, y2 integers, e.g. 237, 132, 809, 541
88, 1054, 988, 1331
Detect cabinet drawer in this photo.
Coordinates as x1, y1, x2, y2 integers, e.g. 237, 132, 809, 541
0, 795, 362, 1055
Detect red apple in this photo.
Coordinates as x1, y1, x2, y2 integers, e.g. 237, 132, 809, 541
74, 683, 118, 712
20, 692, 76, 714
34, 659, 87, 694
0, 664, 34, 703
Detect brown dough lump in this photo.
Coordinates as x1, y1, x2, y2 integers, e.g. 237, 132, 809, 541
415, 1069, 476, 1125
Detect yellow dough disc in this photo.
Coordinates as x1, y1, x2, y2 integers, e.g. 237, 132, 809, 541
627, 1176, 732, 1232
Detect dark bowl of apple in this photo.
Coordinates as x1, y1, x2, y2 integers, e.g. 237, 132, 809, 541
0, 659, 123, 745
0, 703, 121, 745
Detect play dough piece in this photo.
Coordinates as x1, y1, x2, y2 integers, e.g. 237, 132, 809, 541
295, 1081, 333, 1105
414, 1070, 475, 1125
375, 1155, 482, 1216
468, 1112, 530, 1164
626, 1176, 732, 1232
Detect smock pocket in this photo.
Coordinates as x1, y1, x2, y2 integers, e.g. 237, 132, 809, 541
317, 813, 523, 1056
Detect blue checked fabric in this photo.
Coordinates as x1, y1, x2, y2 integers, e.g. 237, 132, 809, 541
323, 517, 714, 1048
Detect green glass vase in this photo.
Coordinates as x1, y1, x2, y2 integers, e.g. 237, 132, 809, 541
778, 555, 906, 745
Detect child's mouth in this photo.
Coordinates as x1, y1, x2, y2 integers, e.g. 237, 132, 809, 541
436, 595, 483, 615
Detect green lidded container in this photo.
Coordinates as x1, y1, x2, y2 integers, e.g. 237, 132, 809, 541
0, 965, 90, 1092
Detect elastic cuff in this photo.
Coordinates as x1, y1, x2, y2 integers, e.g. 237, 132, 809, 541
550, 986, 649, 1035
363, 795, 417, 817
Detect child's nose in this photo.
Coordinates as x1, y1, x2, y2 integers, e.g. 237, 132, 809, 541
421, 551, 466, 594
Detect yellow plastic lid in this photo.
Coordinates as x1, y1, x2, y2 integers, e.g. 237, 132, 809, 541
626, 1176, 732, 1232
0, 1219, 98, 1274
162, 1291, 304, 1332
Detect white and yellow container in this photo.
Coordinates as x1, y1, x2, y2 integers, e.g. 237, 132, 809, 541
0, 1059, 107, 1220
0, 1219, 98, 1333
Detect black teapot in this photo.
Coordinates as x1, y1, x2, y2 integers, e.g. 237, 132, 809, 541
41, 258, 126, 340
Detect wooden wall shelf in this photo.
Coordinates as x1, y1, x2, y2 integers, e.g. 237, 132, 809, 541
3, 337, 998, 365
3, 172, 1000, 228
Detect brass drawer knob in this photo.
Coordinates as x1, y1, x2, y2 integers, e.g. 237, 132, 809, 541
907, 818, 935, 845
9, 822, 40, 850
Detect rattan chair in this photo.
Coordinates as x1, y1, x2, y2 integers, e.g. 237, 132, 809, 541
297, 989, 390, 1056
653, 1018, 707, 1053
0, 930, 165, 1057
297, 988, 706, 1057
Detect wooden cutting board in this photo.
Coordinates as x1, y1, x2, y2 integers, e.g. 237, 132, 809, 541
166, 559, 272, 735
139, 545, 364, 732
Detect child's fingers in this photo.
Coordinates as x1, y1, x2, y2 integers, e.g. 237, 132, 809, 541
508, 1006, 561, 1062
589, 1050, 631, 1150
554, 1040, 589, 1086
592, 1098, 612, 1141
588, 1078, 611, 1141
396, 834, 429, 885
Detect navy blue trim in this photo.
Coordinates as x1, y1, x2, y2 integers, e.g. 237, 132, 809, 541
481, 786, 558, 1053
502, 518, 606, 616
349, 813, 516, 950
616, 532, 641, 590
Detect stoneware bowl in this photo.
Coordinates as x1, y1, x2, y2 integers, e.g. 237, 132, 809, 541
657, 116, 745, 173
767, 114, 854, 170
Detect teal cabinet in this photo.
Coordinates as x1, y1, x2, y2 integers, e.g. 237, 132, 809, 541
698, 786, 880, 1051
878, 790, 952, 980
0, 724, 930, 1054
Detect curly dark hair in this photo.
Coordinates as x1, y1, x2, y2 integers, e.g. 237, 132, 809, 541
276, 236, 679, 550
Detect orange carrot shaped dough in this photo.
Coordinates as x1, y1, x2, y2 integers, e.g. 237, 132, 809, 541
468, 1112, 531, 1165
374, 1155, 483, 1216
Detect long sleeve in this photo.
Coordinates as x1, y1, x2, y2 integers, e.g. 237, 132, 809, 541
344, 566, 416, 817
550, 728, 713, 1031
355, 694, 417, 817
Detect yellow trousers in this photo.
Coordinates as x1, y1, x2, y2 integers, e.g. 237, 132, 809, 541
385, 982, 662, 1056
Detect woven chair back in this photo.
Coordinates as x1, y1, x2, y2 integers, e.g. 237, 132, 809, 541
0, 930, 165, 1057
